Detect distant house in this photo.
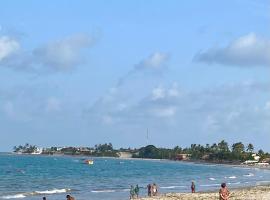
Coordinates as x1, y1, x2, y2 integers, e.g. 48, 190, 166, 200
56, 147, 63, 151
118, 151, 132, 158
175, 154, 190, 160
252, 153, 260, 161
31, 147, 43, 154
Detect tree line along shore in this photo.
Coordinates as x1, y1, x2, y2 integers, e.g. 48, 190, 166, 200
13, 140, 270, 165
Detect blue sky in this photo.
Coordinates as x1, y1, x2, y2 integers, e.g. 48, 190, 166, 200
0, 0, 269, 151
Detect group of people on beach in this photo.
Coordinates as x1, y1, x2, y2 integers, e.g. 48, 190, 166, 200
130, 184, 140, 199
190, 181, 230, 200
42, 182, 229, 200
129, 183, 158, 199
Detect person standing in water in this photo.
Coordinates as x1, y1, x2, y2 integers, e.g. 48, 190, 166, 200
147, 184, 152, 197
219, 183, 230, 200
134, 184, 139, 198
130, 185, 135, 199
152, 183, 158, 196
191, 181, 195, 193
42, 197, 46, 200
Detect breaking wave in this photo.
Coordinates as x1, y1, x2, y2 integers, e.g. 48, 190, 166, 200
1, 188, 71, 199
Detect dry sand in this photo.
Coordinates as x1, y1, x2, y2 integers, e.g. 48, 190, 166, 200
137, 185, 270, 200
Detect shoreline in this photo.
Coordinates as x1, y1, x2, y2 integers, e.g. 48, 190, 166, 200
137, 185, 270, 200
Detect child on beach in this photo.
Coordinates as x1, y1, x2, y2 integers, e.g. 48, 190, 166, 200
191, 181, 195, 193
219, 183, 230, 200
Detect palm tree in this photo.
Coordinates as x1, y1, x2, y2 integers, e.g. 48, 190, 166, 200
218, 140, 229, 152
246, 143, 254, 153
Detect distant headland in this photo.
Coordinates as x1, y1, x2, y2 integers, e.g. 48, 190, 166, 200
12, 140, 270, 166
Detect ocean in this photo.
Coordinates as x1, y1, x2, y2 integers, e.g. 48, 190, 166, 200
1, 153, 270, 200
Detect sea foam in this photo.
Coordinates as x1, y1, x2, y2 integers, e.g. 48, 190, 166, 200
1, 194, 26, 199
1, 189, 70, 199
33, 188, 71, 195
91, 190, 116, 193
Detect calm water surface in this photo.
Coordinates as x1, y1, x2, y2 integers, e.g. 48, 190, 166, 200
1, 154, 270, 200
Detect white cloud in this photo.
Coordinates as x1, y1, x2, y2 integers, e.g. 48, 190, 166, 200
136, 52, 169, 70
34, 34, 94, 71
151, 87, 166, 100
195, 33, 270, 67
151, 84, 181, 100
0, 33, 96, 73
0, 36, 20, 61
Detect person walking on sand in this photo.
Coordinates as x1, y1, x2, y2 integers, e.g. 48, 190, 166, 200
130, 185, 135, 199
66, 195, 75, 200
147, 183, 152, 197
219, 183, 230, 200
191, 181, 195, 193
134, 184, 139, 198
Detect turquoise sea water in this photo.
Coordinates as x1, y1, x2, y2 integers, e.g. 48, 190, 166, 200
1, 153, 270, 200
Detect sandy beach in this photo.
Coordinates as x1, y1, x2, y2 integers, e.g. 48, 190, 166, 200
137, 185, 270, 200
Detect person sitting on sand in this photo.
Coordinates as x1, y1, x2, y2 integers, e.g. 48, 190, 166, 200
191, 181, 195, 193
219, 183, 230, 200
66, 195, 75, 200
147, 184, 152, 197
130, 185, 135, 199
152, 183, 158, 196
134, 184, 139, 198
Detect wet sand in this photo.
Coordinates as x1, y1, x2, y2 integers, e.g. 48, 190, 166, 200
137, 185, 270, 200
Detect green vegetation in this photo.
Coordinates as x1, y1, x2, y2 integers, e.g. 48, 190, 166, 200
133, 140, 270, 163
14, 143, 119, 157
13, 140, 270, 163
13, 143, 38, 154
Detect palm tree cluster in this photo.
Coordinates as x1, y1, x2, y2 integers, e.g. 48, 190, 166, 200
13, 143, 38, 153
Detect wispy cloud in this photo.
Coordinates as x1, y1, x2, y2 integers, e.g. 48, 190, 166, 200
194, 33, 270, 67
0, 36, 20, 61
33, 34, 94, 71
117, 52, 170, 86
84, 80, 270, 145
135, 52, 170, 71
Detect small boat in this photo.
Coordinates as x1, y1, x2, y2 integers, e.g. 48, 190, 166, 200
84, 159, 94, 165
